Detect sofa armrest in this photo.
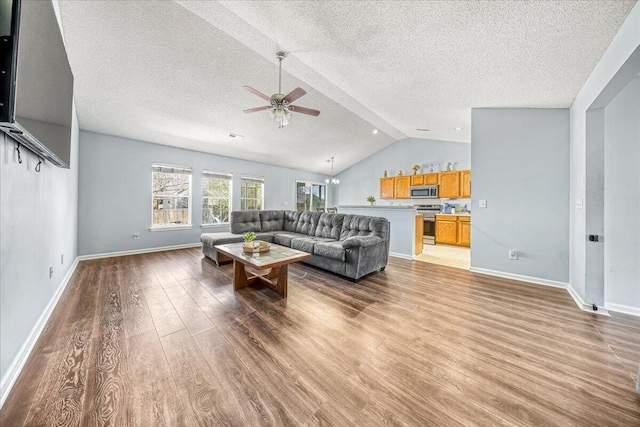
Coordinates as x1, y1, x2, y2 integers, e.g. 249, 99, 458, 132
342, 235, 383, 249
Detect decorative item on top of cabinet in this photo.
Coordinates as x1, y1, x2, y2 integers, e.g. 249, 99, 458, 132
460, 170, 471, 198
412, 164, 420, 175
380, 177, 394, 199
439, 171, 461, 198
384, 170, 388, 178
395, 176, 411, 199
398, 170, 403, 176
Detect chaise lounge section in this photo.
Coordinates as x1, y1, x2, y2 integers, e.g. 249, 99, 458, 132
201, 210, 390, 281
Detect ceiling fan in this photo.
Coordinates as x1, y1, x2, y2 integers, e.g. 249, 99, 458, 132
243, 52, 320, 128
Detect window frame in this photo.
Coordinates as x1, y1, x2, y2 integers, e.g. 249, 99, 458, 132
201, 170, 233, 227
240, 175, 264, 211
295, 180, 328, 212
150, 163, 193, 230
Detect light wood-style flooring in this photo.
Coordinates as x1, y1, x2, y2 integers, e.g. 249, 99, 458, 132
1, 248, 639, 426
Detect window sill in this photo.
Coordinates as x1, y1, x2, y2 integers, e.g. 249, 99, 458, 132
149, 225, 193, 232
201, 223, 230, 229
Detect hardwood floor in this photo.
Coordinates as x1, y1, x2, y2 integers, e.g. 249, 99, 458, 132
1, 248, 639, 426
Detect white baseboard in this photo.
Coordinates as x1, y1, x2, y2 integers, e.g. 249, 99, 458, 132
567, 283, 610, 316
0, 257, 80, 409
77, 242, 203, 261
389, 252, 413, 260
605, 302, 640, 317
469, 267, 568, 289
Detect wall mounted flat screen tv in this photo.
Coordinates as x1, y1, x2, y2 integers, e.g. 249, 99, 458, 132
0, 0, 74, 168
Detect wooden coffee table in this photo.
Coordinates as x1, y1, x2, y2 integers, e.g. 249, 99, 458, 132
214, 242, 311, 298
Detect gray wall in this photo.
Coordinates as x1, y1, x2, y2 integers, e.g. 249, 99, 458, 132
0, 108, 79, 382
471, 108, 570, 283
78, 131, 329, 255
604, 76, 640, 310
334, 137, 471, 207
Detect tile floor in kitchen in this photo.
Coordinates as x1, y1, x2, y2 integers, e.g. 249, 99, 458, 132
416, 244, 470, 270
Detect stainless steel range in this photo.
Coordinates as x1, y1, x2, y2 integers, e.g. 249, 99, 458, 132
415, 204, 441, 245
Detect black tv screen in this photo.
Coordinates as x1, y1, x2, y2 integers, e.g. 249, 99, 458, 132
0, 0, 74, 168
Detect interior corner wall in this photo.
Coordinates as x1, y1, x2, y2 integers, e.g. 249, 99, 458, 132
604, 76, 640, 312
471, 108, 570, 284
0, 105, 79, 383
335, 137, 471, 206
77, 131, 328, 256
569, 2, 640, 303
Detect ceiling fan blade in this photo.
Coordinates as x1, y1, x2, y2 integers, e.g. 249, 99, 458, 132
290, 105, 320, 116
283, 87, 306, 103
242, 86, 271, 101
243, 106, 270, 113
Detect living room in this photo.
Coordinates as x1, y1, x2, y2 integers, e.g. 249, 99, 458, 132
1, 1, 640, 425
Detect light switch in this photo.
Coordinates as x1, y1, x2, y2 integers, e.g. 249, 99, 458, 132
283, 201, 289, 206
576, 198, 583, 209
479, 200, 487, 208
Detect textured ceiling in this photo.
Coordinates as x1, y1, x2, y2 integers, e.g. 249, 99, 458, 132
58, 0, 636, 174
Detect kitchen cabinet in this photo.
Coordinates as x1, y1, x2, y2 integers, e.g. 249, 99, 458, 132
439, 171, 461, 198
410, 174, 423, 186
460, 170, 471, 198
436, 215, 471, 247
435, 216, 458, 245
415, 215, 424, 255
457, 216, 470, 247
395, 176, 411, 199
424, 173, 438, 185
380, 177, 395, 199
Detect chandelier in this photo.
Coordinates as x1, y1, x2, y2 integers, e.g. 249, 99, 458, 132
325, 157, 339, 185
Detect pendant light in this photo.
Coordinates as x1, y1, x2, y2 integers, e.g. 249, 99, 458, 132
325, 157, 339, 185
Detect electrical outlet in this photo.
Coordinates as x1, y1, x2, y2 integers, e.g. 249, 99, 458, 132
133, 233, 140, 240
61, 254, 64, 264
479, 200, 487, 208
282, 201, 289, 206
508, 250, 518, 260
49, 267, 53, 278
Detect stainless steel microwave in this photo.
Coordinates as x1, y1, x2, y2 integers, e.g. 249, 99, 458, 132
410, 185, 438, 199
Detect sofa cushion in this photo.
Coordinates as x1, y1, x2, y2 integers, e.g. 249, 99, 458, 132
283, 211, 301, 232
260, 210, 285, 232
230, 211, 261, 234
290, 237, 335, 254
295, 212, 322, 235
315, 213, 345, 239
314, 241, 346, 262
273, 232, 308, 247
201, 232, 245, 247
340, 215, 389, 240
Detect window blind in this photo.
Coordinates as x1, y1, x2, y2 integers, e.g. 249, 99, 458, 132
152, 164, 192, 174
203, 170, 232, 180
241, 175, 264, 184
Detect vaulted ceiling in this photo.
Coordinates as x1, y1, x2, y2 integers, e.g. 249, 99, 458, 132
58, 0, 636, 174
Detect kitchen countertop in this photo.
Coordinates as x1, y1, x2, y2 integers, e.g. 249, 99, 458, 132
436, 212, 471, 217
338, 205, 417, 210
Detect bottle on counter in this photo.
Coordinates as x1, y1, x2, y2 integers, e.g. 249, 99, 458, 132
451, 207, 456, 214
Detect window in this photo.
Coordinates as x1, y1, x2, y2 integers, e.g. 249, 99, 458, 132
296, 181, 327, 212
202, 171, 232, 225
240, 176, 264, 210
152, 164, 192, 228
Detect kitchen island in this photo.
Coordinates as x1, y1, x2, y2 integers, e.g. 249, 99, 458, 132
338, 205, 418, 259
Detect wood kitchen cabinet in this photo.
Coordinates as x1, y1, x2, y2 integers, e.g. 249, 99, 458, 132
380, 177, 395, 199
439, 171, 461, 198
460, 170, 471, 198
410, 174, 424, 186
436, 215, 471, 247
435, 216, 458, 245
424, 173, 438, 185
415, 215, 424, 255
395, 176, 411, 199
457, 216, 471, 247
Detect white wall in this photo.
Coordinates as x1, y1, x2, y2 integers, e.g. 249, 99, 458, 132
604, 76, 640, 313
471, 108, 570, 284
78, 131, 329, 255
570, 2, 640, 303
0, 107, 79, 386
334, 137, 471, 207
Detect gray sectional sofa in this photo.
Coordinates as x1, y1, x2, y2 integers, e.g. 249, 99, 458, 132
200, 210, 390, 281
